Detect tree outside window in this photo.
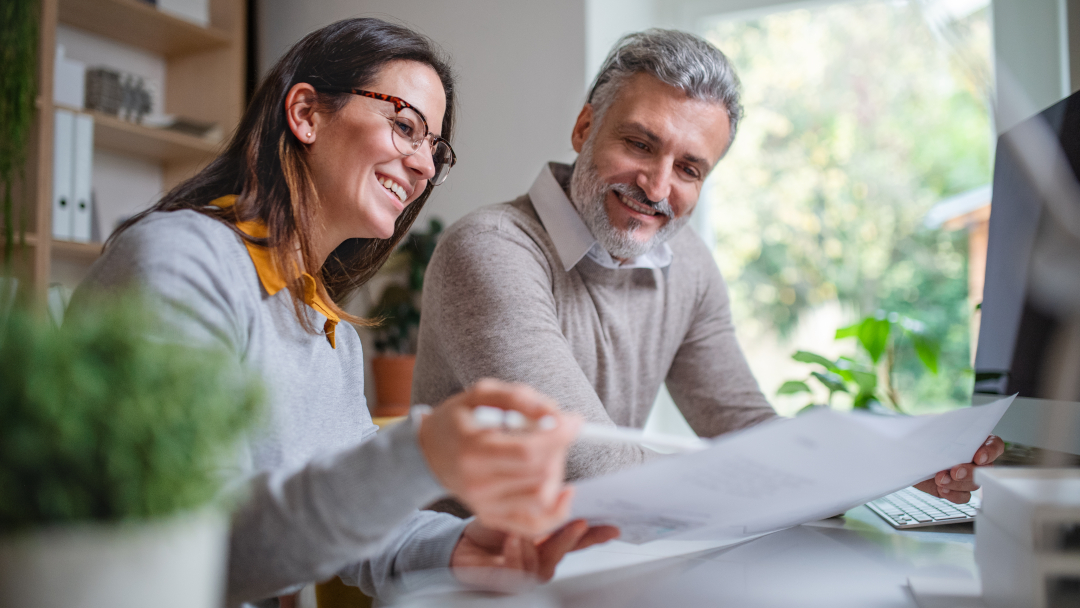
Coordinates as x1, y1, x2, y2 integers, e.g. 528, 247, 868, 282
702, 0, 993, 414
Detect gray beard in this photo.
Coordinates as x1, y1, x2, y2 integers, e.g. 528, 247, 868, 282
569, 137, 690, 260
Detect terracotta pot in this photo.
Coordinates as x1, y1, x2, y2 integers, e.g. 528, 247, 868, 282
372, 354, 416, 417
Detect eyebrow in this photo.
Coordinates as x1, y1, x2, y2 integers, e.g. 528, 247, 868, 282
618, 121, 710, 168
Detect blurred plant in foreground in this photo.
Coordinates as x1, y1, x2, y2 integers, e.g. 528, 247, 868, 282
0, 294, 264, 532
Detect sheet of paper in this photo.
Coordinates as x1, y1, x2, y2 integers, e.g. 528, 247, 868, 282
571, 396, 1014, 544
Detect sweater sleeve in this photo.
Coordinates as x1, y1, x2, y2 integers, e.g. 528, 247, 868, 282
72, 212, 461, 605
337, 510, 469, 599
414, 211, 659, 481
225, 419, 457, 604
664, 240, 778, 437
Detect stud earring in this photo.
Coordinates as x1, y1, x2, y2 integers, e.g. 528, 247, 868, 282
306, 132, 312, 139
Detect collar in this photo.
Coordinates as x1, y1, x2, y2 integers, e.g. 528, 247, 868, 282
210, 195, 339, 348
528, 162, 673, 271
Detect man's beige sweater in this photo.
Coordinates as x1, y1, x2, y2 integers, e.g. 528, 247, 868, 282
413, 182, 776, 481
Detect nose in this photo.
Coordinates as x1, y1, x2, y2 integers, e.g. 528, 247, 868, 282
636, 159, 673, 204
402, 139, 437, 182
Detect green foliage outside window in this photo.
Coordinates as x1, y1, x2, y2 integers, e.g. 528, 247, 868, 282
0, 296, 264, 532
704, 1, 991, 409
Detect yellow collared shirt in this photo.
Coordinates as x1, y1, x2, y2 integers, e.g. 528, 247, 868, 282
211, 195, 339, 348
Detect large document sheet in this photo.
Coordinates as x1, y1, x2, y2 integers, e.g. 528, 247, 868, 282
571, 396, 1014, 544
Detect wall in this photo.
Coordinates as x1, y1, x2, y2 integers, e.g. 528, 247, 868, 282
259, 0, 587, 230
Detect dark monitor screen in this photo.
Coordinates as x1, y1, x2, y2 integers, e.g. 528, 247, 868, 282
973, 90, 1080, 455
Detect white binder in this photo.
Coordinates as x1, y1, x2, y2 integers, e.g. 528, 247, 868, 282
70, 114, 94, 242
51, 109, 74, 240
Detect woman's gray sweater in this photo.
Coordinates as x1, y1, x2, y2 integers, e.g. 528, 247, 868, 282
73, 210, 467, 606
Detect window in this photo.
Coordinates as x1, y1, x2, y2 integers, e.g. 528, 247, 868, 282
700, 0, 993, 414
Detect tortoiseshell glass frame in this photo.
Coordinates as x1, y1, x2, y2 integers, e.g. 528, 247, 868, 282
317, 87, 457, 184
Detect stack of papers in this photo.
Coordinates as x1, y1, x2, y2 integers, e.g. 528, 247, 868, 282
571, 396, 1014, 544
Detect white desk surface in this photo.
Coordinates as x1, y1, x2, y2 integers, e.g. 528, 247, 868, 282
544, 505, 978, 608
388, 506, 980, 608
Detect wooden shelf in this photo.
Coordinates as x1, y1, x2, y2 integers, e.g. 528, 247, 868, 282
4, 233, 104, 262
58, 0, 231, 58
56, 104, 222, 162
23, 0, 244, 294
52, 238, 104, 261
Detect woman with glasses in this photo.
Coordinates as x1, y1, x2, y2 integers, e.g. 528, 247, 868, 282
74, 18, 616, 606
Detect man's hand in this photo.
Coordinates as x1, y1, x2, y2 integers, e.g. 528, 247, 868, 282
451, 519, 620, 585
913, 435, 1006, 503
418, 379, 582, 537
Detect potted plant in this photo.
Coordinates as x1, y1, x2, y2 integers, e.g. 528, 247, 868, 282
0, 296, 263, 608
367, 218, 442, 417
777, 311, 941, 414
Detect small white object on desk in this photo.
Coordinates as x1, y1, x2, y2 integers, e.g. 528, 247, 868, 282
975, 468, 1080, 608
470, 405, 709, 453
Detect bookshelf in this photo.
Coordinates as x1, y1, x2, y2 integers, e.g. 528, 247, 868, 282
7, 0, 245, 301
57, 104, 223, 162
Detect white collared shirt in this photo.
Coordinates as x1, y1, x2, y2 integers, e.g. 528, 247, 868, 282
528, 162, 674, 272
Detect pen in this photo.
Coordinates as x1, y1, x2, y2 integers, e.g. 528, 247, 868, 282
471, 405, 710, 453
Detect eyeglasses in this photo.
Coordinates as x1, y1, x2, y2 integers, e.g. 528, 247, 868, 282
318, 87, 457, 186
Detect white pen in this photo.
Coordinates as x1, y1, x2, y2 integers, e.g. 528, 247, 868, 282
471, 405, 710, 453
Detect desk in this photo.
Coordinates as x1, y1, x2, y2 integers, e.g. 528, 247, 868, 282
544, 506, 979, 608
385, 506, 981, 608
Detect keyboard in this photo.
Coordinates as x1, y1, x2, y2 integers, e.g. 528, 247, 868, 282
866, 487, 980, 529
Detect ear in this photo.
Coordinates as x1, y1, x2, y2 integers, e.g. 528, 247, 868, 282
285, 83, 319, 144
570, 104, 595, 153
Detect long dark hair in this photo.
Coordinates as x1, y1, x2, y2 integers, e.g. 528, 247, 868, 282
110, 18, 456, 331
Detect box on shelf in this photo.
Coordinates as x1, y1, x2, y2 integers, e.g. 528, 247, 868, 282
53, 45, 85, 109
51, 109, 95, 243
85, 68, 153, 123
157, 0, 209, 27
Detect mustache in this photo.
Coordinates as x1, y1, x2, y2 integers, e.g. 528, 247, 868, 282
610, 183, 674, 219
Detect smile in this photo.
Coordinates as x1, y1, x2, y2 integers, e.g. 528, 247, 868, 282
616, 191, 661, 217
378, 175, 407, 203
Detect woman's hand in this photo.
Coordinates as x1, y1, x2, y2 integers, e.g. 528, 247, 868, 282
418, 379, 582, 537
451, 519, 620, 585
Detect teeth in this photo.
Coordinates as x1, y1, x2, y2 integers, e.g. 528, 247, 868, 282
379, 177, 407, 203
618, 192, 658, 216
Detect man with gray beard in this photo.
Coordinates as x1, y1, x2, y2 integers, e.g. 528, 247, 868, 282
414, 28, 1005, 512
412, 29, 777, 486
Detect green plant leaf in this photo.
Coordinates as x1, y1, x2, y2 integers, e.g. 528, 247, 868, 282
851, 370, 877, 392
792, 350, 838, 371
777, 380, 812, 395
834, 322, 860, 339
811, 370, 849, 394
913, 334, 940, 374
857, 317, 891, 364
853, 392, 877, 409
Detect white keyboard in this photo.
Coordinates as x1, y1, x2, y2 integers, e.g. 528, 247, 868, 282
866, 487, 979, 529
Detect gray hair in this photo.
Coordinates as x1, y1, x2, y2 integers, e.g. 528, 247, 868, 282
587, 29, 743, 150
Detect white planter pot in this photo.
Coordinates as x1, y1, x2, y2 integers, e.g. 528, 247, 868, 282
0, 510, 228, 608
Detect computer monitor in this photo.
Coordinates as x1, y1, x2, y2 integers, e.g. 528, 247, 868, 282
973, 90, 1080, 456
